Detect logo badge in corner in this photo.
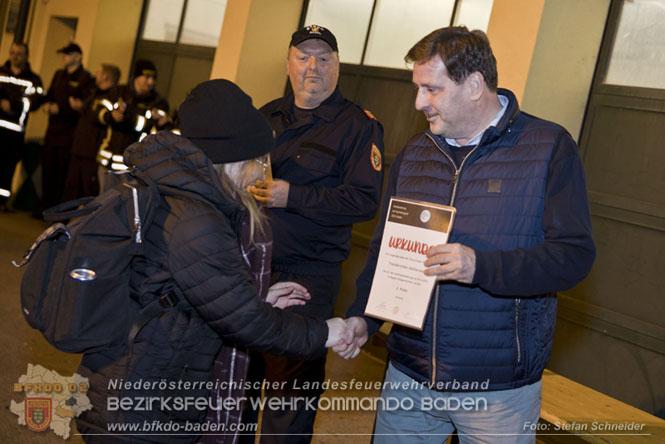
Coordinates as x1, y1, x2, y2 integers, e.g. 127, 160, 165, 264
25, 398, 52, 432
371, 143, 382, 172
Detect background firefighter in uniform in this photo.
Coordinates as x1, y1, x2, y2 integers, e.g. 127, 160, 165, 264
40, 42, 94, 211
96, 59, 169, 187
0, 42, 44, 211
61, 64, 120, 201
245, 25, 385, 444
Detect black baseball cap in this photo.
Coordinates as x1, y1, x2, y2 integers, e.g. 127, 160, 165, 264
289, 25, 338, 52
57, 42, 82, 54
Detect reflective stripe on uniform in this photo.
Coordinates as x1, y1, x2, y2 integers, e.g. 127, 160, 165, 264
0, 119, 24, 132
135, 115, 146, 132
111, 162, 128, 171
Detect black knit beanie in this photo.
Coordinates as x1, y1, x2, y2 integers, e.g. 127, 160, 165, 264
178, 79, 274, 163
133, 59, 157, 79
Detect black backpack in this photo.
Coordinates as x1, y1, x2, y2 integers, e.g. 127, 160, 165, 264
13, 170, 180, 353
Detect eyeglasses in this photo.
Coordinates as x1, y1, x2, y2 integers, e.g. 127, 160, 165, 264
254, 154, 272, 180
254, 154, 270, 170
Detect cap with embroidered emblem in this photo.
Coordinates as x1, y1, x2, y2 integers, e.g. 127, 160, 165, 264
289, 25, 338, 52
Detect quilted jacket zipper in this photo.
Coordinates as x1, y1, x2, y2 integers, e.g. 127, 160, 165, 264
515, 298, 522, 364
425, 133, 481, 383
123, 183, 142, 244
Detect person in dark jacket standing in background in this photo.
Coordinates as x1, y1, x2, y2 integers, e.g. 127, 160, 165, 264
245, 25, 384, 444
76, 79, 348, 444
335, 27, 596, 444
0, 42, 43, 211
40, 42, 94, 211
61, 63, 120, 201
96, 59, 169, 188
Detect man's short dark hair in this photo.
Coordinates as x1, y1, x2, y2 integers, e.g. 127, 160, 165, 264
101, 64, 121, 85
405, 26, 498, 92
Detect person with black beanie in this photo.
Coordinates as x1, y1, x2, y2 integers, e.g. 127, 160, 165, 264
75, 79, 349, 444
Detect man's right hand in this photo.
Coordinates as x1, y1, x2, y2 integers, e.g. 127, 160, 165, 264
111, 99, 126, 122
325, 317, 348, 348
248, 179, 290, 208
333, 316, 368, 359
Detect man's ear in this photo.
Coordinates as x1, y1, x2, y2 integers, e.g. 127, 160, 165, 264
466, 72, 485, 101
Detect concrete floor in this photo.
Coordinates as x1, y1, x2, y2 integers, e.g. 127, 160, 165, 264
0, 210, 387, 443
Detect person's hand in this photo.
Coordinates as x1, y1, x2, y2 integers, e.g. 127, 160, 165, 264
424, 243, 476, 283
111, 98, 125, 122
1, 99, 11, 113
333, 316, 368, 359
325, 318, 348, 348
266, 281, 310, 309
69, 96, 84, 112
42, 102, 59, 114
247, 179, 290, 208
152, 108, 169, 127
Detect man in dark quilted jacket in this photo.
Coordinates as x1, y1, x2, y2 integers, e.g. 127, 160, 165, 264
338, 27, 595, 444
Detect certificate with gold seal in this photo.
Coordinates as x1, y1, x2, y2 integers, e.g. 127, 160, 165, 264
365, 197, 456, 330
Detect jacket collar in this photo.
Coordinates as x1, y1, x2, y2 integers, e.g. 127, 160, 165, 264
274, 86, 346, 124
1, 60, 35, 78
65, 64, 85, 78
427, 87, 521, 150
487, 88, 520, 139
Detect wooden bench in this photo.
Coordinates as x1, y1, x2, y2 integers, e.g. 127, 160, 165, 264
365, 332, 665, 443
538, 369, 665, 443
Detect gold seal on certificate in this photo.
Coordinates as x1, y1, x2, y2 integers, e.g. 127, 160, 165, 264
364, 197, 456, 330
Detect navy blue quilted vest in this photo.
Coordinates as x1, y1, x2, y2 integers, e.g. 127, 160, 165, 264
387, 91, 561, 391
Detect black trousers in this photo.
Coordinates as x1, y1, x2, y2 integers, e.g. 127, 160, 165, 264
61, 155, 99, 202
0, 128, 24, 205
41, 142, 71, 211
242, 269, 342, 444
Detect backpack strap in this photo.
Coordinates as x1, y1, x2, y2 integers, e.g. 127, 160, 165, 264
12, 223, 70, 267
43, 197, 99, 222
126, 286, 187, 356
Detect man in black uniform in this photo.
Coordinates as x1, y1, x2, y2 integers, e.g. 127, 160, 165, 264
96, 59, 169, 189
0, 42, 43, 211
40, 42, 94, 210
61, 64, 120, 201
246, 25, 385, 443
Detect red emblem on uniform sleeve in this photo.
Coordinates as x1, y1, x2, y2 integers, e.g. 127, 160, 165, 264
371, 143, 382, 172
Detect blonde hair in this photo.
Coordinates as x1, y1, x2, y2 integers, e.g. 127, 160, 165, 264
212, 161, 266, 243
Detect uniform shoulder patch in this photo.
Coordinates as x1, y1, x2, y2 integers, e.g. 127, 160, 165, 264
363, 109, 376, 120
371, 143, 382, 172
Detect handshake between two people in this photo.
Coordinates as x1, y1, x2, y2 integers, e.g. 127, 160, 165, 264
266, 281, 368, 358
325, 317, 368, 359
